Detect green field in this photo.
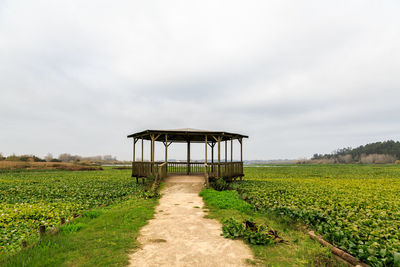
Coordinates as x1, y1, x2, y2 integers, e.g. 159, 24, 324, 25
0, 168, 148, 255
1, 164, 400, 266
232, 165, 400, 266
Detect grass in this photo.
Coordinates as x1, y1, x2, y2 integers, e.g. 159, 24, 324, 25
200, 189, 344, 267
1, 197, 157, 267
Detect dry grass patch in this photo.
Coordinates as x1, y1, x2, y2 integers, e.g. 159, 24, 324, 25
0, 161, 102, 171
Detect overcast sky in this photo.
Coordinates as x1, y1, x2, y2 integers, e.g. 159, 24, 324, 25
1, 1, 400, 161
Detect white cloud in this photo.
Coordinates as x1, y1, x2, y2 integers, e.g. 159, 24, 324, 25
1, 0, 400, 160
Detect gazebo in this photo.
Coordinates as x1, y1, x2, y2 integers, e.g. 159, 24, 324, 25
127, 128, 248, 183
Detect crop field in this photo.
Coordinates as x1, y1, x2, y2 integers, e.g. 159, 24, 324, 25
0, 168, 146, 255
231, 165, 400, 266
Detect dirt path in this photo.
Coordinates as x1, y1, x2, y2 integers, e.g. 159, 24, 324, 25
128, 175, 254, 267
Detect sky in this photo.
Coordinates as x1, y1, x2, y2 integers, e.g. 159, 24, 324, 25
1, 1, 400, 161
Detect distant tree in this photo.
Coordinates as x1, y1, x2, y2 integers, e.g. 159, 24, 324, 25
0, 153, 4, 161
32, 156, 46, 162
311, 140, 400, 164
45, 153, 53, 162
312, 154, 323, 160
58, 153, 81, 163
103, 155, 116, 162
360, 154, 396, 164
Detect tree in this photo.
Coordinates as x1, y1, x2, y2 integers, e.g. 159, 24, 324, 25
45, 153, 53, 162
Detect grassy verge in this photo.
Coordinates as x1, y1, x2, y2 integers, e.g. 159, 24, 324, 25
1, 197, 157, 267
200, 189, 344, 266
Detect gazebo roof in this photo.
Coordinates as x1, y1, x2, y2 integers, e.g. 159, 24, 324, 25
127, 128, 248, 143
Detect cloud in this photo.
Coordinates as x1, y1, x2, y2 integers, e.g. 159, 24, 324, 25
1, 0, 400, 160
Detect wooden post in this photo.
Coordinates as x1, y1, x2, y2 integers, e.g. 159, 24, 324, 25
39, 225, 46, 237
141, 138, 144, 161
187, 140, 190, 175
150, 135, 153, 162
217, 137, 221, 178
165, 134, 168, 163
150, 134, 154, 175
239, 138, 243, 180
133, 138, 137, 162
239, 138, 243, 162
211, 143, 214, 172
225, 140, 227, 163
152, 136, 155, 163
231, 138, 233, 162
205, 136, 207, 164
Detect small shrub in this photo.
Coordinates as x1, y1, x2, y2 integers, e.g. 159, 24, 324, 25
222, 217, 281, 245
83, 210, 102, 219
222, 218, 245, 239
60, 223, 86, 234
211, 178, 229, 191
33, 156, 46, 162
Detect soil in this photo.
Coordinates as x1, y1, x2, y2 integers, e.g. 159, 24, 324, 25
128, 175, 254, 267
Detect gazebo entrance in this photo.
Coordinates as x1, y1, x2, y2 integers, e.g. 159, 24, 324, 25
127, 128, 248, 183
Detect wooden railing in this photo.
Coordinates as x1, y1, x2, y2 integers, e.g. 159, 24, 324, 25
206, 162, 244, 179
132, 161, 156, 177
132, 161, 244, 181
168, 162, 205, 174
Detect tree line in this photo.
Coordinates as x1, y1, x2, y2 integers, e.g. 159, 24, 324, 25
0, 153, 124, 164
310, 140, 400, 164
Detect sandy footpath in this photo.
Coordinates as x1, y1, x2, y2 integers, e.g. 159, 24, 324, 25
128, 175, 254, 267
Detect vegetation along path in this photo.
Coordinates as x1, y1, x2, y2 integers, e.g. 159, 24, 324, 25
129, 175, 254, 267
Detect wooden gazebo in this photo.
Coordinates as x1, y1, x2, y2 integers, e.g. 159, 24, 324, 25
127, 128, 248, 183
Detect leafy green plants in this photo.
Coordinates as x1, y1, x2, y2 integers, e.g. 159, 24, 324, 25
232, 165, 400, 266
83, 210, 102, 219
0, 168, 147, 254
222, 217, 282, 245
211, 178, 229, 191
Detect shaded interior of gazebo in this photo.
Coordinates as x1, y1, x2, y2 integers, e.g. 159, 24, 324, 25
127, 128, 248, 182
